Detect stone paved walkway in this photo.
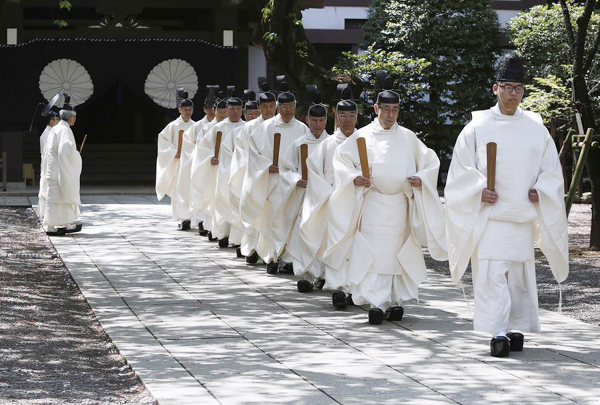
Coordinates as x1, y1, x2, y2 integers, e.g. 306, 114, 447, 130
44, 196, 600, 405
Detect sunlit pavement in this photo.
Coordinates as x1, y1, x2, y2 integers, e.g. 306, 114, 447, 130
43, 195, 600, 405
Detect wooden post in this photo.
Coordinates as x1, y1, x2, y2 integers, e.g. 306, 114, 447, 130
486, 142, 497, 191
273, 132, 281, 167
356, 137, 370, 178
214, 131, 223, 159
177, 130, 184, 155
559, 128, 574, 193
300, 144, 308, 181
566, 128, 594, 216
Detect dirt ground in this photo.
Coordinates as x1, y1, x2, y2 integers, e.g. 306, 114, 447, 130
0, 207, 156, 405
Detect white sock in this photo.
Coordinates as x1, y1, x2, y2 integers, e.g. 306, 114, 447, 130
494, 330, 507, 338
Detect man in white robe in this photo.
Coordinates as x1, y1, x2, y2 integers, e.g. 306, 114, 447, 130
37, 110, 60, 220
240, 90, 308, 274
244, 98, 260, 122
191, 97, 227, 236
300, 95, 358, 306
156, 95, 195, 229
323, 89, 447, 325
178, 94, 216, 231
193, 97, 245, 247
43, 99, 83, 236
229, 90, 277, 263
225, 98, 260, 255
445, 54, 569, 357
273, 101, 329, 292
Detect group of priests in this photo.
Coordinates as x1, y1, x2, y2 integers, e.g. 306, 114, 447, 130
37, 95, 83, 237
155, 54, 569, 358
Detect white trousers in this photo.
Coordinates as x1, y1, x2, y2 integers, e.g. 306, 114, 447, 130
171, 198, 190, 222
43, 202, 79, 228
473, 259, 540, 335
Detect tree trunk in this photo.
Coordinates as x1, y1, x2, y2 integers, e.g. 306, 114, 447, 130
572, 73, 600, 249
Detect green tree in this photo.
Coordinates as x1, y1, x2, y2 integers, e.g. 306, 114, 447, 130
54, 0, 72, 27
360, 0, 501, 130
332, 46, 431, 133
507, 1, 600, 249
254, 0, 334, 106
520, 75, 576, 124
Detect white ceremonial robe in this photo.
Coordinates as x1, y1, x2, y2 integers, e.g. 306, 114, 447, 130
43, 121, 82, 228
37, 125, 53, 219
229, 116, 265, 249
174, 116, 208, 225
193, 118, 245, 238
323, 119, 447, 310
190, 118, 219, 224
273, 130, 328, 280
156, 116, 195, 222
445, 104, 569, 335
300, 128, 355, 290
240, 115, 308, 263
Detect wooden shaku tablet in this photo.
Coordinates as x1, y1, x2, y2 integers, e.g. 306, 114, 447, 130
486, 142, 497, 191
356, 137, 370, 178
177, 130, 184, 155
300, 143, 308, 181
273, 132, 281, 167
214, 131, 223, 159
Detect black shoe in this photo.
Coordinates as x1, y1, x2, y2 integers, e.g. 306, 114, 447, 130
346, 294, 355, 306
279, 262, 294, 275
490, 336, 510, 357
208, 232, 218, 242
198, 221, 204, 231
65, 223, 83, 234
218, 237, 229, 248
332, 291, 348, 309
236, 247, 243, 258
266, 262, 279, 275
297, 280, 313, 293
507, 332, 524, 352
46, 227, 67, 236
245, 252, 259, 264
314, 279, 325, 290
179, 220, 191, 231
384, 306, 404, 322
199, 230, 209, 236
368, 308, 385, 325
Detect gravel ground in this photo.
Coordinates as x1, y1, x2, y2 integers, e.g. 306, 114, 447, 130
0, 207, 156, 405
429, 203, 600, 327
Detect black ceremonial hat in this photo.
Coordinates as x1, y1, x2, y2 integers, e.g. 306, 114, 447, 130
243, 89, 256, 102
47, 110, 59, 119
375, 70, 399, 104
306, 85, 327, 117
177, 88, 193, 107
61, 94, 74, 111
245, 101, 259, 110
336, 84, 357, 111
216, 90, 227, 109
278, 91, 296, 104
227, 97, 243, 106
496, 53, 525, 83
204, 85, 219, 108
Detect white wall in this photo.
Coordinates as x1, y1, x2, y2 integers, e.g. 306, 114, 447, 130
248, 45, 267, 93
496, 10, 521, 28
302, 6, 522, 31
301, 6, 368, 30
